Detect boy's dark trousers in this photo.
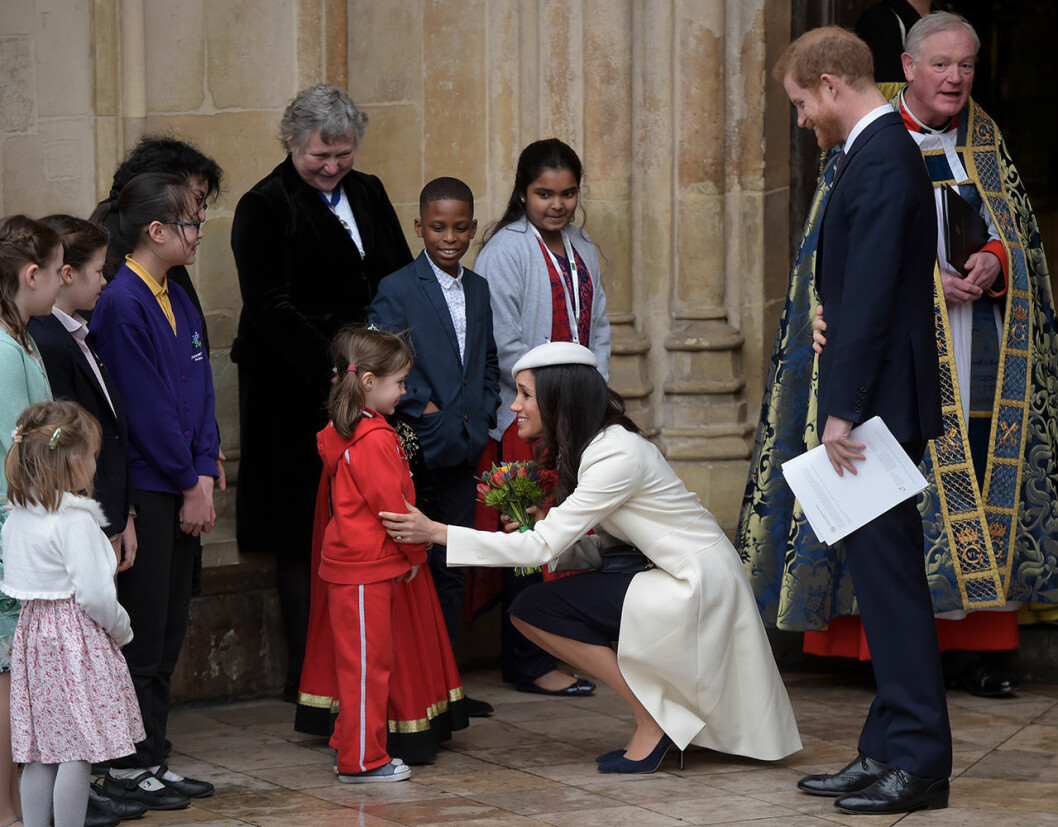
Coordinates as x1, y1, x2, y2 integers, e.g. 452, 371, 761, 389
424, 462, 479, 646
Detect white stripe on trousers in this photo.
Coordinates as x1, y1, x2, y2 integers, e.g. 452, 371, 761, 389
358, 584, 367, 772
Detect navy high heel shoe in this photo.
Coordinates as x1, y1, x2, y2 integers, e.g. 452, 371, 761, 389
595, 749, 625, 763
598, 735, 682, 774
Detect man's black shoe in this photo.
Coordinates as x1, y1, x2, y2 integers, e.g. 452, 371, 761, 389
101, 770, 190, 811
950, 666, 1018, 697
797, 753, 888, 797
835, 767, 949, 814
90, 779, 149, 819
464, 696, 494, 717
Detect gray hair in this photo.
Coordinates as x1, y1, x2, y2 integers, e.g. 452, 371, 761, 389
905, 11, 980, 61
279, 83, 369, 153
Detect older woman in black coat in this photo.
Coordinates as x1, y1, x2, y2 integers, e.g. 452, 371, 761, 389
231, 83, 412, 698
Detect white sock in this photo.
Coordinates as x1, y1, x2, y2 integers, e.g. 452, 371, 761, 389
108, 767, 167, 791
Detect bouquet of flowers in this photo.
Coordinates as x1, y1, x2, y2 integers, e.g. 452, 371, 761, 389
476, 461, 555, 575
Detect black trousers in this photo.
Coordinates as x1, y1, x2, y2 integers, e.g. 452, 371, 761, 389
111, 490, 195, 768
424, 463, 478, 645
844, 441, 952, 779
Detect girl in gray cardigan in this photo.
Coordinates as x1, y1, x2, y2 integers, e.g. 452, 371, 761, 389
473, 139, 611, 699
475, 139, 610, 442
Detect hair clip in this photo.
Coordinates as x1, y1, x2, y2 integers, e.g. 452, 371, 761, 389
48, 426, 62, 450
10, 427, 22, 444
347, 364, 358, 372
365, 323, 380, 332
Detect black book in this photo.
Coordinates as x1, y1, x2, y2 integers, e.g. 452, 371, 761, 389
942, 185, 991, 277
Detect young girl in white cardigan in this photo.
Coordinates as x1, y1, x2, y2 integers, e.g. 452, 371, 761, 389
1, 400, 143, 827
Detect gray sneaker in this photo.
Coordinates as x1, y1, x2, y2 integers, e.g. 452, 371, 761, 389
337, 759, 411, 783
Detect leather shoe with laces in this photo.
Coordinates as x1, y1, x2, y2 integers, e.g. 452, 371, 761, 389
835, 767, 949, 813
85, 788, 121, 827
950, 666, 1018, 697
797, 753, 888, 796
90, 779, 148, 820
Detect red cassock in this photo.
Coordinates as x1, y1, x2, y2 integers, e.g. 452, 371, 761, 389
295, 412, 468, 769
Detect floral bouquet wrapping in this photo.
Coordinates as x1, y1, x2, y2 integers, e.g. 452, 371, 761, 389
476, 461, 555, 575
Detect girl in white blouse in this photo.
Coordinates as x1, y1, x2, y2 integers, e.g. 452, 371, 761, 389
1, 401, 143, 827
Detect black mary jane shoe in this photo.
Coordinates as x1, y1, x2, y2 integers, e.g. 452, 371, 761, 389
90, 779, 149, 819
516, 677, 596, 697
152, 763, 215, 798
101, 771, 190, 811
835, 768, 949, 814
797, 753, 889, 797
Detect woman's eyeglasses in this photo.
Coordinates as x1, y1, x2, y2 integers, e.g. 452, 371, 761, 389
162, 220, 202, 231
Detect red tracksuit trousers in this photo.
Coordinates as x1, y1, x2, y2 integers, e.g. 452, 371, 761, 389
328, 579, 394, 773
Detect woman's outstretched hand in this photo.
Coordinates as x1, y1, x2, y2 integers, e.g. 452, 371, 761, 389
381, 499, 448, 547
501, 505, 543, 533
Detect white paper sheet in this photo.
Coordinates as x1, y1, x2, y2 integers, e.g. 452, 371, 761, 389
781, 416, 928, 545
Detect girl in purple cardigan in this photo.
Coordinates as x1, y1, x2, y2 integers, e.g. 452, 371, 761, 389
89, 173, 218, 811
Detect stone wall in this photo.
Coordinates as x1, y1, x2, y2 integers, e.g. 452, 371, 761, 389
0, 0, 792, 698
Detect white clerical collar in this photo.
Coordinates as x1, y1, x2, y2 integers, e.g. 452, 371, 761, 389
844, 104, 895, 153
899, 89, 957, 135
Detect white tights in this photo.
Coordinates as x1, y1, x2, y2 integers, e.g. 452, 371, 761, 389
19, 760, 89, 827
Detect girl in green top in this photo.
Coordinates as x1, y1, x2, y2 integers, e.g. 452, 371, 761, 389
0, 214, 63, 827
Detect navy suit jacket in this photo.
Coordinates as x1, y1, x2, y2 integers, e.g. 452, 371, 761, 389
369, 252, 501, 469
816, 110, 942, 444
28, 313, 132, 533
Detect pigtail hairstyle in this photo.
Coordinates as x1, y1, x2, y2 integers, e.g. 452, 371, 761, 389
533, 364, 640, 503
327, 326, 413, 438
481, 138, 584, 245
114, 172, 197, 251
0, 215, 63, 350
39, 215, 110, 271
5, 400, 103, 512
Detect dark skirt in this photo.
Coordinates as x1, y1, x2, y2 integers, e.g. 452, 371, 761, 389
508, 570, 637, 646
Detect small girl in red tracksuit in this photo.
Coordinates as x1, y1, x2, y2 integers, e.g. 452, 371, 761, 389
297, 326, 467, 783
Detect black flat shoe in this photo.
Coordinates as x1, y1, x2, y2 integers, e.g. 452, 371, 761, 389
101, 771, 190, 811
152, 763, 215, 798
951, 666, 1018, 697
835, 768, 949, 814
516, 677, 596, 697
797, 753, 889, 796
91, 780, 149, 819
464, 696, 494, 717
85, 789, 121, 827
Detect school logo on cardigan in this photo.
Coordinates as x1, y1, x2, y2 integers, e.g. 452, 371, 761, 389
192, 331, 205, 362
192, 332, 203, 349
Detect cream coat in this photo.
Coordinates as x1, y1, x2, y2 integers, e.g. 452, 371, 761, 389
447, 426, 802, 759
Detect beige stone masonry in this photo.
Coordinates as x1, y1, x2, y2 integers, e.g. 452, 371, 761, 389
0, 0, 793, 539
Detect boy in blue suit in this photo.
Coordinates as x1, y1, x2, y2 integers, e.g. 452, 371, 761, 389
369, 177, 500, 715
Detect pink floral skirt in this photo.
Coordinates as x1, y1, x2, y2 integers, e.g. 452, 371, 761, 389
10, 598, 145, 763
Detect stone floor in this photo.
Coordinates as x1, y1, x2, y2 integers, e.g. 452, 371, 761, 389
122, 668, 1058, 826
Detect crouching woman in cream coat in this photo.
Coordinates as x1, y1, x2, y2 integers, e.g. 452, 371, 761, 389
382, 342, 801, 772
